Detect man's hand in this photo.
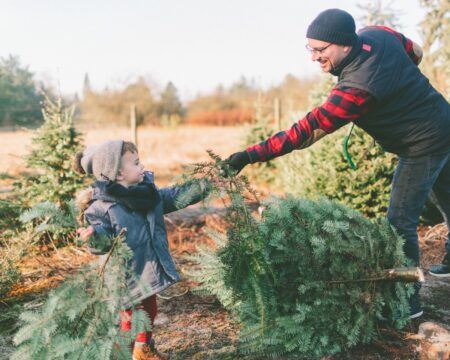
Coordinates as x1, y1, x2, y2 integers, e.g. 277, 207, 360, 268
76, 226, 94, 243
225, 151, 251, 175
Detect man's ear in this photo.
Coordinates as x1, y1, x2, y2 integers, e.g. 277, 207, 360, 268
343, 45, 352, 54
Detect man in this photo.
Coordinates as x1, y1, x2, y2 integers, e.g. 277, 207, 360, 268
225, 8, 450, 319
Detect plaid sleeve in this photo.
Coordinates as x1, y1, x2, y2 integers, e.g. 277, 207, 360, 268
369, 25, 420, 65
246, 87, 374, 163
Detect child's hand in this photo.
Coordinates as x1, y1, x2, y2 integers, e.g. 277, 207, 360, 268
76, 226, 94, 243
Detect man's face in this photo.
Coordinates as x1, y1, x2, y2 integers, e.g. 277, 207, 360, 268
117, 151, 145, 186
306, 38, 351, 73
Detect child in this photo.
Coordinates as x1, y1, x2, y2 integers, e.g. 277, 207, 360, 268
74, 140, 210, 360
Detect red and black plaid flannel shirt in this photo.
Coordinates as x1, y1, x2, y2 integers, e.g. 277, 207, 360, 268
246, 26, 420, 163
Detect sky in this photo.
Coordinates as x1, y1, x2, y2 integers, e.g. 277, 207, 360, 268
0, 0, 426, 101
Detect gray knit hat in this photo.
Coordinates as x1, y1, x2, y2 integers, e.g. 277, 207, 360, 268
77, 140, 124, 181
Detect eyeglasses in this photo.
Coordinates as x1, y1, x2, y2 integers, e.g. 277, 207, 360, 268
305, 43, 333, 55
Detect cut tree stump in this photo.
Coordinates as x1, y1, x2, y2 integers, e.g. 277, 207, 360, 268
377, 267, 425, 283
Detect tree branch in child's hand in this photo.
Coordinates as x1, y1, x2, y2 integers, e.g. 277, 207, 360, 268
76, 226, 94, 243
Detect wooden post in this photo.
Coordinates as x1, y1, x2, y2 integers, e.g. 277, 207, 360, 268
274, 98, 281, 130
130, 104, 137, 147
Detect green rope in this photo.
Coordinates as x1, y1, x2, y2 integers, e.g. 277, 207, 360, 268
343, 123, 357, 170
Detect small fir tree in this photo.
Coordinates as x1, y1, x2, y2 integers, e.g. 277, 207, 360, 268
12, 229, 151, 360
17, 96, 84, 208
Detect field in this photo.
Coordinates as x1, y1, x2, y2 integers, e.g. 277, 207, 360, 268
0, 125, 248, 184
0, 125, 449, 359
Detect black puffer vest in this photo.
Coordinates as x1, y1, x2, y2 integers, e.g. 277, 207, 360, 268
336, 27, 449, 156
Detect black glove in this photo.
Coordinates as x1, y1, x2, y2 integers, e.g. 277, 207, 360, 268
225, 151, 251, 175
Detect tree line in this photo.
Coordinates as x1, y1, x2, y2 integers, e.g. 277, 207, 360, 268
0, 0, 447, 128
0, 59, 317, 128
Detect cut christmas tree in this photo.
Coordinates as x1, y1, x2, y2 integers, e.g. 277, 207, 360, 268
188, 154, 421, 358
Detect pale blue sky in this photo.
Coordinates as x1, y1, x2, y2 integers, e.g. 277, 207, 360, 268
0, 0, 426, 100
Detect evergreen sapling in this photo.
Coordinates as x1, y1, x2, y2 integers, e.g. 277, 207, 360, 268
12, 230, 152, 359
16, 96, 84, 208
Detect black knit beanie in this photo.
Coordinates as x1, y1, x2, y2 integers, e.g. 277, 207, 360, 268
306, 8, 358, 46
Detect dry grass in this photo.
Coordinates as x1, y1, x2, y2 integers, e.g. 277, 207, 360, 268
0, 125, 247, 185
0, 131, 33, 176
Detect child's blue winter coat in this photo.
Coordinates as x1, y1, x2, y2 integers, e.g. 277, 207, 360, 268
84, 171, 209, 307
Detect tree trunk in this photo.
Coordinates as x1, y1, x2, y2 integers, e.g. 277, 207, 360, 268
328, 267, 424, 284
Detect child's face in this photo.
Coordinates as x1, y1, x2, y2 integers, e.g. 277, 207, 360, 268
116, 151, 145, 186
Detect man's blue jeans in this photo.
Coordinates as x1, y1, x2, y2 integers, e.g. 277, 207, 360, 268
387, 150, 450, 268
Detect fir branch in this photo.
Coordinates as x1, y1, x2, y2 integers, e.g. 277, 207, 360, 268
98, 229, 127, 280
